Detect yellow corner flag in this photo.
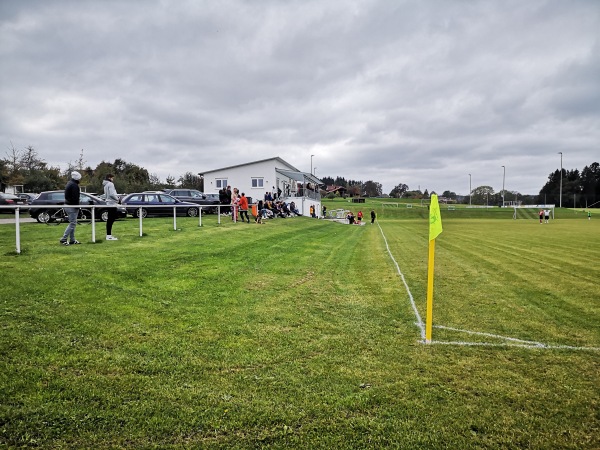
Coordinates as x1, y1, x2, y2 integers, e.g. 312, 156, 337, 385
429, 194, 443, 241
426, 194, 443, 343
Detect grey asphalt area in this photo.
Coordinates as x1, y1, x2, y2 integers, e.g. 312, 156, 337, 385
0, 217, 37, 224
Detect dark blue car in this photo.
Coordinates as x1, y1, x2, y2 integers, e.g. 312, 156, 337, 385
120, 193, 200, 218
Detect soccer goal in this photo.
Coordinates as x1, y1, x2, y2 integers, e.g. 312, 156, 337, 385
513, 205, 555, 220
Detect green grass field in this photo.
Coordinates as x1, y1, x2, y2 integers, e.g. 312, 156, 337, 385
1, 205, 598, 448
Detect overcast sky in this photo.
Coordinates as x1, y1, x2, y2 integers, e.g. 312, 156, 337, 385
1, 0, 598, 195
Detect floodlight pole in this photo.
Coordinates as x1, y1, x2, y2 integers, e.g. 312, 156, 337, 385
311, 154, 315, 175
558, 152, 563, 208
468, 174, 472, 206
501, 165, 505, 207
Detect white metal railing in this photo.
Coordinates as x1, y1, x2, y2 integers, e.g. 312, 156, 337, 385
1, 204, 206, 254
0, 203, 272, 254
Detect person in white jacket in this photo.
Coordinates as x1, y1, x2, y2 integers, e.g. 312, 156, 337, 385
102, 174, 119, 240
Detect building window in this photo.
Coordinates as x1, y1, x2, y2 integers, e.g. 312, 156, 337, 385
216, 179, 228, 189
251, 178, 264, 188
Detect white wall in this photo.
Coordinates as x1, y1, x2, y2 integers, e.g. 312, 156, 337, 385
204, 159, 295, 204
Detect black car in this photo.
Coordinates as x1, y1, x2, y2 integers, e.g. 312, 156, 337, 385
120, 192, 200, 218
163, 189, 220, 213
29, 191, 127, 223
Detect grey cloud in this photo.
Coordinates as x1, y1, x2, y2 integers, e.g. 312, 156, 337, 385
1, 0, 598, 195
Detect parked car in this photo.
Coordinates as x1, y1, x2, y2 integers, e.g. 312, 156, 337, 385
16, 193, 39, 204
28, 191, 127, 223
0, 193, 27, 212
120, 192, 200, 218
162, 189, 220, 213
204, 193, 221, 203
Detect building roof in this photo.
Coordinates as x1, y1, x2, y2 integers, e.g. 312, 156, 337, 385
326, 185, 348, 192
276, 169, 322, 185
200, 156, 300, 175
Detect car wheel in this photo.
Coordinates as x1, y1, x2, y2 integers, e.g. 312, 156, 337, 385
101, 210, 109, 222
187, 207, 199, 217
37, 210, 51, 223
79, 209, 92, 221
135, 208, 148, 218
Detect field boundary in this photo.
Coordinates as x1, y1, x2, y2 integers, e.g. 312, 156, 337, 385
376, 221, 600, 352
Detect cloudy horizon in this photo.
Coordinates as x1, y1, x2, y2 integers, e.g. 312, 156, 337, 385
1, 0, 599, 196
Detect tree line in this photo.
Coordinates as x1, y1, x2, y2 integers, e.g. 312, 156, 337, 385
0, 146, 203, 195
1, 145, 598, 207
320, 163, 600, 207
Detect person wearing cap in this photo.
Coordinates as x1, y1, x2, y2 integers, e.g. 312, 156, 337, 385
102, 173, 119, 240
60, 171, 82, 246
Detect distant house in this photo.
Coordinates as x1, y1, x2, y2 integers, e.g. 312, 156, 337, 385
325, 185, 347, 196
200, 156, 322, 217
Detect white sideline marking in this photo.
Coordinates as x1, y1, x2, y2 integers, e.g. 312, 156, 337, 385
376, 222, 600, 352
376, 221, 425, 340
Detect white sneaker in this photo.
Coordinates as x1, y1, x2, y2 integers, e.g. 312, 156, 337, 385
106, 235, 118, 240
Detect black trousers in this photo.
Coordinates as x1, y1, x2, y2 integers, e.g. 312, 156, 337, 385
106, 208, 117, 235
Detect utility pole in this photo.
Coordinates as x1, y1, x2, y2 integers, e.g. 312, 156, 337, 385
558, 152, 563, 208
468, 174, 472, 206
501, 165, 505, 207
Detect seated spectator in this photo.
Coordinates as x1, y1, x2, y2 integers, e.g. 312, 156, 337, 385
272, 201, 286, 218
347, 211, 355, 224
255, 200, 266, 223
289, 201, 300, 216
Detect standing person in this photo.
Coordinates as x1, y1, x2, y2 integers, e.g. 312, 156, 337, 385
539, 209, 544, 224
370, 209, 376, 224
588, 211, 592, 220
322, 205, 327, 218
219, 187, 227, 214
309, 204, 314, 218
544, 209, 550, 223
231, 188, 239, 222
226, 186, 232, 215
357, 210, 363, 223
239, 192, 250, 223
59, 171, 82, 246
102, 173, 119, 240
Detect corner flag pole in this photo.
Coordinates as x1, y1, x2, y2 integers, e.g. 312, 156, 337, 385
426, 195, 443, 344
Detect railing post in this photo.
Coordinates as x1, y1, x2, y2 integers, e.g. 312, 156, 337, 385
15, 207, 21, 254
91, 207, 96, 243
173, 207, 177, 230
139, 207, 143, 236
199, 207, 202, 227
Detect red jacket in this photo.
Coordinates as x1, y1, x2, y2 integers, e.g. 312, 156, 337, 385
239, 195, 249, 210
